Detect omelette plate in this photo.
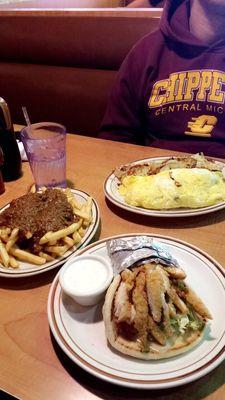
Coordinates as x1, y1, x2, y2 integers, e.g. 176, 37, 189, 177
104, 156, 225, 217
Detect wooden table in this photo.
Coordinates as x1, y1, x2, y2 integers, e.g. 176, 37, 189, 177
0, 133, 224, 400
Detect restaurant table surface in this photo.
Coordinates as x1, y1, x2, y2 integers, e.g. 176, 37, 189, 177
0, 131, 224, 400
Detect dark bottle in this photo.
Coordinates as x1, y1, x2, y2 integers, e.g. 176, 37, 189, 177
0, 147, 5, 194
0, 97, 22, 181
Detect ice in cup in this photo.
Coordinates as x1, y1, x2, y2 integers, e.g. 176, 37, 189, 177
21, 122, 66, 189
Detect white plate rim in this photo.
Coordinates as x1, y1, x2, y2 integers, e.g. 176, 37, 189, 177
104, 156, 225, 217
47, 233, 225, 390
0, 189, 100, 278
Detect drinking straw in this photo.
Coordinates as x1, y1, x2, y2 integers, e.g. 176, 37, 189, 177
22, 106, 31, 127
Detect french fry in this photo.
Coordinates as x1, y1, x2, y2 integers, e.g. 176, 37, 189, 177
9, 255, 19, 269
48, 239, 57, 246
65, 189, 82, 210
70, 198, 82, 210
0, 233, 10, 243
39, 252, 55, 262
78, 226, 86, 238
82, 199, 93, 227
63, 236, 74, 247
0, 228, 11, 236
6, 228, 19, 252
85, 196, 93, 215
39, 220, 83, 244
72, 231, 82, 244
44, 244, 69, 256
74, 198, 93, 223
30, 184, 36, 193
73, 209, 90, 220
9, 247, 46, 265
0, 239, 10, 267
64, 188, 73, 200
0, 227, 11, 243
10, 228, 19, 238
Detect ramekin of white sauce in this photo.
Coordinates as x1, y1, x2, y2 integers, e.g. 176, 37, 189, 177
59, 254, 113, 306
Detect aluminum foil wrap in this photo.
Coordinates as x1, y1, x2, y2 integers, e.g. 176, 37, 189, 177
107, 236, 179, 275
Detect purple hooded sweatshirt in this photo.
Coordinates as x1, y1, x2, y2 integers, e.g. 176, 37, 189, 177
99, 0, 225, 158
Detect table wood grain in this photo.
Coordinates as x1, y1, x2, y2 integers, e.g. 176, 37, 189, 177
0, 132, 224, 400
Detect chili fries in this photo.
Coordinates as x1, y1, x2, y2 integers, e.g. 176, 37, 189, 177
0, 187, 93, 269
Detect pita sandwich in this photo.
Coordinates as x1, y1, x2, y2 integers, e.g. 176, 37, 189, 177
103, 262, 212, 360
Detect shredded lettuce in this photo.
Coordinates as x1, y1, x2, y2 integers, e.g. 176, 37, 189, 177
179, 315, 189, 334
187, 308, 205, 331
170, 308, 205, 334
170, 315, 189, 334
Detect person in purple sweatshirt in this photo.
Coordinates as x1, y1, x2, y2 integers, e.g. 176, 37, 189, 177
126, 0, 164, 7
99, 0, 225, 158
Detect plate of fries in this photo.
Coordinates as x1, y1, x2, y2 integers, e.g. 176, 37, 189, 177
0, 187, 100, 277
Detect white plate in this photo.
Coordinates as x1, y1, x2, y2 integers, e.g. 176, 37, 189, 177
0, 189, 100, 278
104, 156, 225, 217
47, 233, 225, 389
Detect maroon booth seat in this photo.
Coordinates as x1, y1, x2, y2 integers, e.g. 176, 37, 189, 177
0, 8, 161, 136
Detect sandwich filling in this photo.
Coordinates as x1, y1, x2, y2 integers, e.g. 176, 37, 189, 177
103, 262, 212, 359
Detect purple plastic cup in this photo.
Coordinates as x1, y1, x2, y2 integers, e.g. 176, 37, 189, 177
21, 122, 67, 189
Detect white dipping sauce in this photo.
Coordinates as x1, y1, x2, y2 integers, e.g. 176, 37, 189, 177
60, 254, 113, 306
63, 258, 109, 294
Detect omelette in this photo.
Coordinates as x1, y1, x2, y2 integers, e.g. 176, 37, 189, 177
116, 154, 225, 210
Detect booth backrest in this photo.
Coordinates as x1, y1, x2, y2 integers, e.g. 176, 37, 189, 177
0, 9, 161, 135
